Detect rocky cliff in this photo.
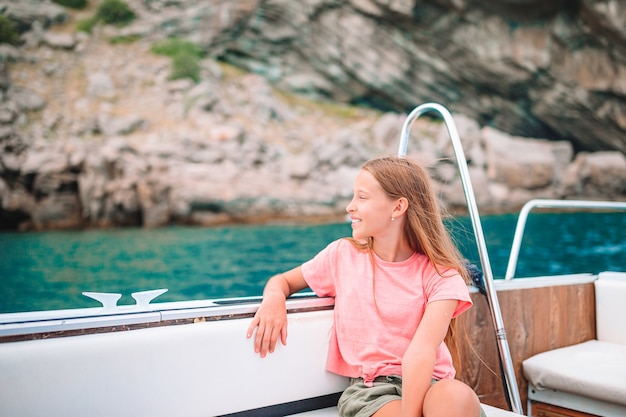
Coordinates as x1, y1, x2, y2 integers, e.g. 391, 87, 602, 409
0, 0, 625, 231
198, 0, 626, 154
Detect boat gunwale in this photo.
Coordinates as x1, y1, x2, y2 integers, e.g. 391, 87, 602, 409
0, 293, 332, 339
0, 272, 601, 341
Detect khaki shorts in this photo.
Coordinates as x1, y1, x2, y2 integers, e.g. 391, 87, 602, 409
337, 376, 487, 417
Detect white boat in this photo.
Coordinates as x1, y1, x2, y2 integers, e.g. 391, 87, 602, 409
1, 104, 624, 417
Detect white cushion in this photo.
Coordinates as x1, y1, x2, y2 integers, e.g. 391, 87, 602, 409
596, 272, 626, 344
523, 340, 626, 407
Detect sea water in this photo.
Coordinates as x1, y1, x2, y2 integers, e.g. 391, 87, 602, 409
0, 212, 625, 314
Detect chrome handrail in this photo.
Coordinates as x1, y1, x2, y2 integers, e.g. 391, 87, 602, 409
398, 103, 523, 414
505, 199, 626, 280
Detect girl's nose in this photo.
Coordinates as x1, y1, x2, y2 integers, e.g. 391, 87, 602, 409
346, 199, 354, 213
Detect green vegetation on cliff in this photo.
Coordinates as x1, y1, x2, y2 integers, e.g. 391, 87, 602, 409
151, 38, 204, 83
0, 14, 19, 45
53, 0, 89, 9
76, 0, 136, 33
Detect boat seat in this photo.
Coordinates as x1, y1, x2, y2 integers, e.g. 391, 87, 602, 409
0, 307, 520, 417
523, 272, 626, 416
295, 404, 519, 416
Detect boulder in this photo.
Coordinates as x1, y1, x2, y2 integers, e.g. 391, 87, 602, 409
42, 32, 76, 50
562, 152, 626, 198
0, 0, 67, 32
483, 127, 573, 190
31, 193, 82, 230
21, 147, 68, 174
8, 86, 46, 112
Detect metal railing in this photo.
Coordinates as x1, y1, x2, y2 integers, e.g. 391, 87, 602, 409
505, 199, 626, 280
398, 103, 523, 414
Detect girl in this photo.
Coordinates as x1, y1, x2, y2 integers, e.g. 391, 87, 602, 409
247, 156, 483, 417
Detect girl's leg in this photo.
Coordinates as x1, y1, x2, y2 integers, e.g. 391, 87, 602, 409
371, 399, 401, 417
370, 379, 481, 417
423, 379, 481, 417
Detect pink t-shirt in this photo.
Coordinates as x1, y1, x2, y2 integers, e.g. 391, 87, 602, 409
301, 238, 472, 385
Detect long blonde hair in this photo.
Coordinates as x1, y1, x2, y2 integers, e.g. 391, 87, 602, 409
348, 156, 469, 369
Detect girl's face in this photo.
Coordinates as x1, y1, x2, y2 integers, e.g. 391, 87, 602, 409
346, 169, 397, 240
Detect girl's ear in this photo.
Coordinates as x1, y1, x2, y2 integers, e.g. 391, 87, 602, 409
393, 197, 409, 218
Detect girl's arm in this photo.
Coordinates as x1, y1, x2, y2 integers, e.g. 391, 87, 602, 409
246, 266, 308, 357
401, 299, 458, 417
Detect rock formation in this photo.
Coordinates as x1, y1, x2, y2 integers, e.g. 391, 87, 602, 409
194, 0, 626, 154
0, 0, 625, 231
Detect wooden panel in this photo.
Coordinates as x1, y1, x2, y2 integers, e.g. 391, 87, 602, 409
532, 401, 600, 417
455, 282, 596, 414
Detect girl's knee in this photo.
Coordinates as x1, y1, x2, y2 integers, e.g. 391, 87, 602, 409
424, 380, 481, 417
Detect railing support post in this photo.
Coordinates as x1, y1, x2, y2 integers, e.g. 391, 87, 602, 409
398, 103, 523, 414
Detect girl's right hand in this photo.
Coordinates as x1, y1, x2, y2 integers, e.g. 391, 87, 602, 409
246, 290, 288, 358
246, 267, 308, 357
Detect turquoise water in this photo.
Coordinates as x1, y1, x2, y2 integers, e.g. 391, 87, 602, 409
1, 212, 625, 314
